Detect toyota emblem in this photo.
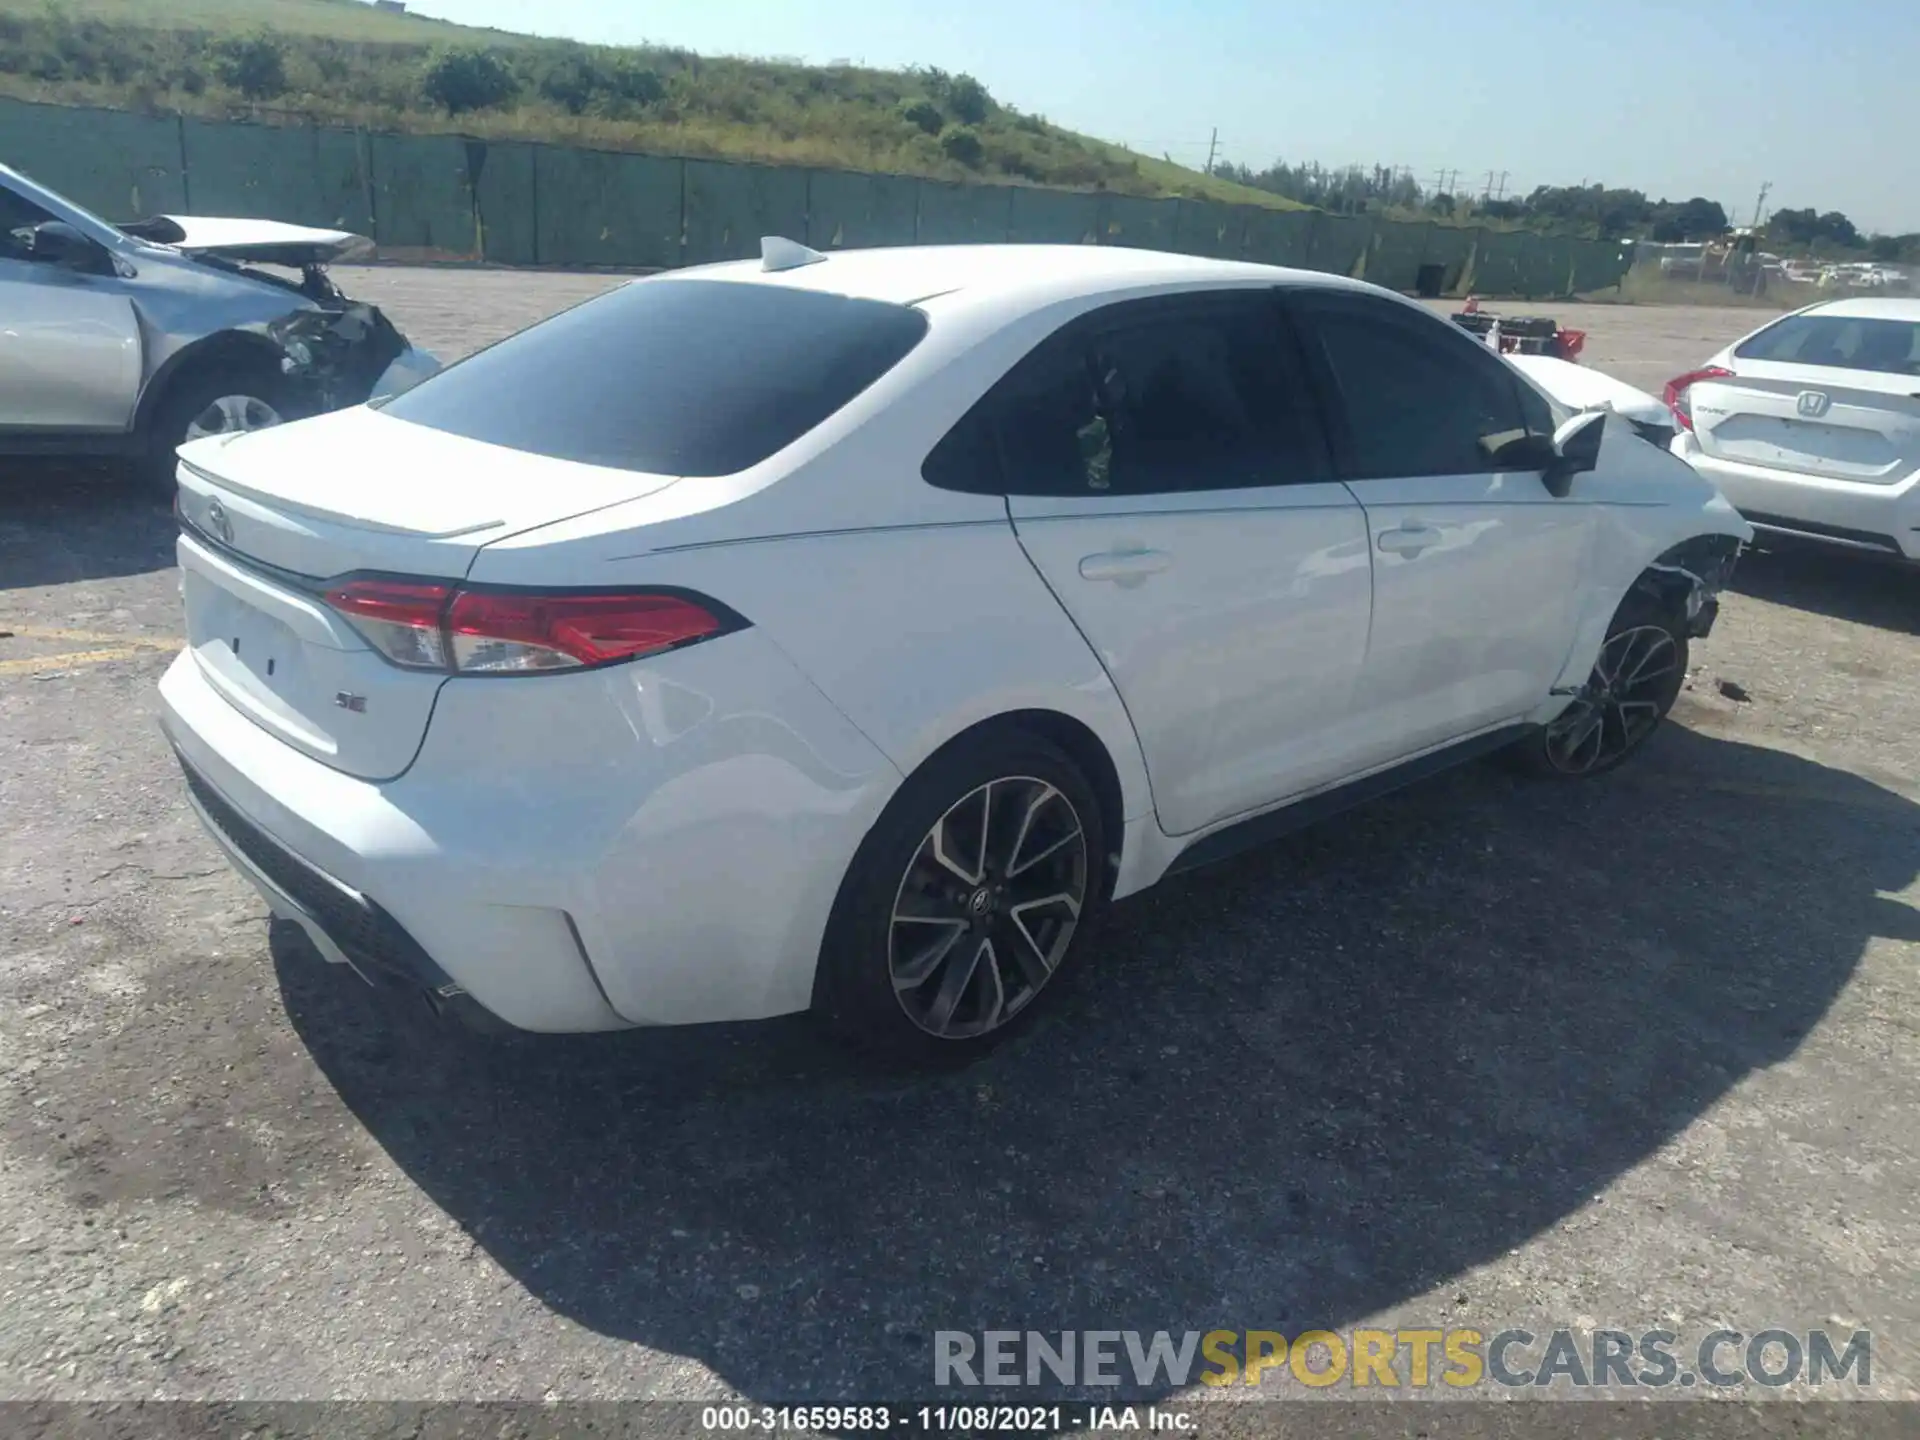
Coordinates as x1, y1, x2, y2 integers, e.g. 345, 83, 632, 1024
1796, 390, 1831, 418
205, 497, 234, 544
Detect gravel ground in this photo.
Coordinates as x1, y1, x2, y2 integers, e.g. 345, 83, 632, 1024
1, 271, 1916, 1415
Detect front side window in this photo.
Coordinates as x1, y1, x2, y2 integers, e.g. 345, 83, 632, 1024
923, 292, 1330, 498
381, 278, 929, 476
0, 185, 57, 262
1294, 292, 1533, 479
1734, 312, 1920, 377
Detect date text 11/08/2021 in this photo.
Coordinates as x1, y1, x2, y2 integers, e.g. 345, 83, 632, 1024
699, 1405, 1194, 1432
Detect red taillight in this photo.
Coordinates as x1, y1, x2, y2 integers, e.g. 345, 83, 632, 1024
321, 580, 734, 675
446, 590, 727, 673
1662, 365, 1733, 432
323, 578, 453, 670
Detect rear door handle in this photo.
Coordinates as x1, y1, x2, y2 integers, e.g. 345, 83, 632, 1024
1376, 524, 1440, 557
1078, 548, 1172, 585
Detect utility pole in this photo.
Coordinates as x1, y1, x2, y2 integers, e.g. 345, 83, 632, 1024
1492, 170, 1510, 201
1749, 180, 1771, 230
1483, 169, 1496, 202
1203, 127, 1218, 177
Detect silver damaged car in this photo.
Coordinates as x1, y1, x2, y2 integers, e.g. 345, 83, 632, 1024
0, 160, 439, 493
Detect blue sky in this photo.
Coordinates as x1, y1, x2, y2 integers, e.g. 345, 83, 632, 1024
408, 0, 1917, 233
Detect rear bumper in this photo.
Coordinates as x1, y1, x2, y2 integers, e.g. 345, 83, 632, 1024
1673, 437, 1920, 560
159, 630, 901, 1032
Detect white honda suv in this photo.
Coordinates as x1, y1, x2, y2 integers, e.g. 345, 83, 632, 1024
160, 243, 1749, 1061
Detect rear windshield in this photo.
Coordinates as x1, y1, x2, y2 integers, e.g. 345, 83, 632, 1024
1734, 312, 1920, 377
380, 278, 930, 475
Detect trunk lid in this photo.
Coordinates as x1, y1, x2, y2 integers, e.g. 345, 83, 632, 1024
173, 406, 682, 780
1691, 362, 1920, 483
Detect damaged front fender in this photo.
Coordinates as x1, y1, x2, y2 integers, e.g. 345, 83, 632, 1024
1634, 533, 1744, 639
267, 302, 411, 414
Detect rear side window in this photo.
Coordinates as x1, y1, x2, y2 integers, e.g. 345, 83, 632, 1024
380, 278, 929, 476
1293, 292, 1533, 479
924, 293, 1330, 497
1734, 313, 1920, 376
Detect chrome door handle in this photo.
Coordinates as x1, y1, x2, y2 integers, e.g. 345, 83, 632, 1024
1078, 548, 1172, 585
1376, 524, 1439, 557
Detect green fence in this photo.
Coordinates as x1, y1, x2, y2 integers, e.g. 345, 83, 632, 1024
0, 102, 186, 218
0, 96, 1631, 296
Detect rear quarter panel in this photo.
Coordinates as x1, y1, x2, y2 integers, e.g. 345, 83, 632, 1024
471, 520, 1157, 838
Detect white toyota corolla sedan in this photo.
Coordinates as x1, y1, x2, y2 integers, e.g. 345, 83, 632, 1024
1666, 297, 1920, 562
160, 241, 1749, 1060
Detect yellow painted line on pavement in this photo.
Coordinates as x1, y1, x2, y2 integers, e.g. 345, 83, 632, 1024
0, 646, 147, 676
0, 623, 183, 649
0, 622, 182, 675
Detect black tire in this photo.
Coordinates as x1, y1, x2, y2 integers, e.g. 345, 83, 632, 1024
1510, 590, 1689, 778
137, 362, 293, 500
812, 729, 1108, 1066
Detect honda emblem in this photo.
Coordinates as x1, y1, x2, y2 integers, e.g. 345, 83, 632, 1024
205, 497, 234, 544
1796, 390, 1831, 418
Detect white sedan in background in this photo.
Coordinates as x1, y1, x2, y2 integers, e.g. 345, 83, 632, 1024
161, 241, 1748, 1062
1666, 297, 1920, 561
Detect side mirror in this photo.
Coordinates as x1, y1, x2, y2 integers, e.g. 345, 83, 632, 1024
25, 220, 105, 271
1541, 409, 1606, 497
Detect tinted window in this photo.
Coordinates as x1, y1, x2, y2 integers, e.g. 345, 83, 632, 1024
997, 335, 1111, 495
921, 407, 1004, 493
0, 185, 56, 261
381, 279, 929, 476
924, 295, 1329, 497
1090, 309, 1325, 492
1295, 293, 1532, 479
1513, 370, 1559, 437
1734, 312, 1920, 377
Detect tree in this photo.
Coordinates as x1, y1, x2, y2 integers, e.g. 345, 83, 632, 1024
1868, 233, 1920, 263
1765, 207, 1819, 246
1522, 184, 1652, 238
1816, 211, 1859, 248
422, 48, 520, 115
1765, 206, 1862, 252
1648, 196, 1728, 242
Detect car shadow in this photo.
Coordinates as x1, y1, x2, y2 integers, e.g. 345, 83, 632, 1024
278, 723, 1914, 1403
0, 464, 175, 588
1731, 537, 1919, 635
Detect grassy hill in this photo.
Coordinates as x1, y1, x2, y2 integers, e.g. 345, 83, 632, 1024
0, 0, 1305, 209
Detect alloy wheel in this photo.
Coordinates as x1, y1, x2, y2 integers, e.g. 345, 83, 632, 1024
184, 394, 284, 441
888, 776, 1089, 1039
1543, 624, 1681, 775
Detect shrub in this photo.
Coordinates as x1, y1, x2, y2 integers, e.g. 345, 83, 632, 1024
537, 55, 596, 114
421, 47, 519, 114
899, 97, 943, 135
939, 125, 984, 167
944, 72, 990, 125
536, 48, 665, 115
606, 59, 664, 107
214, 34, 288, 100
